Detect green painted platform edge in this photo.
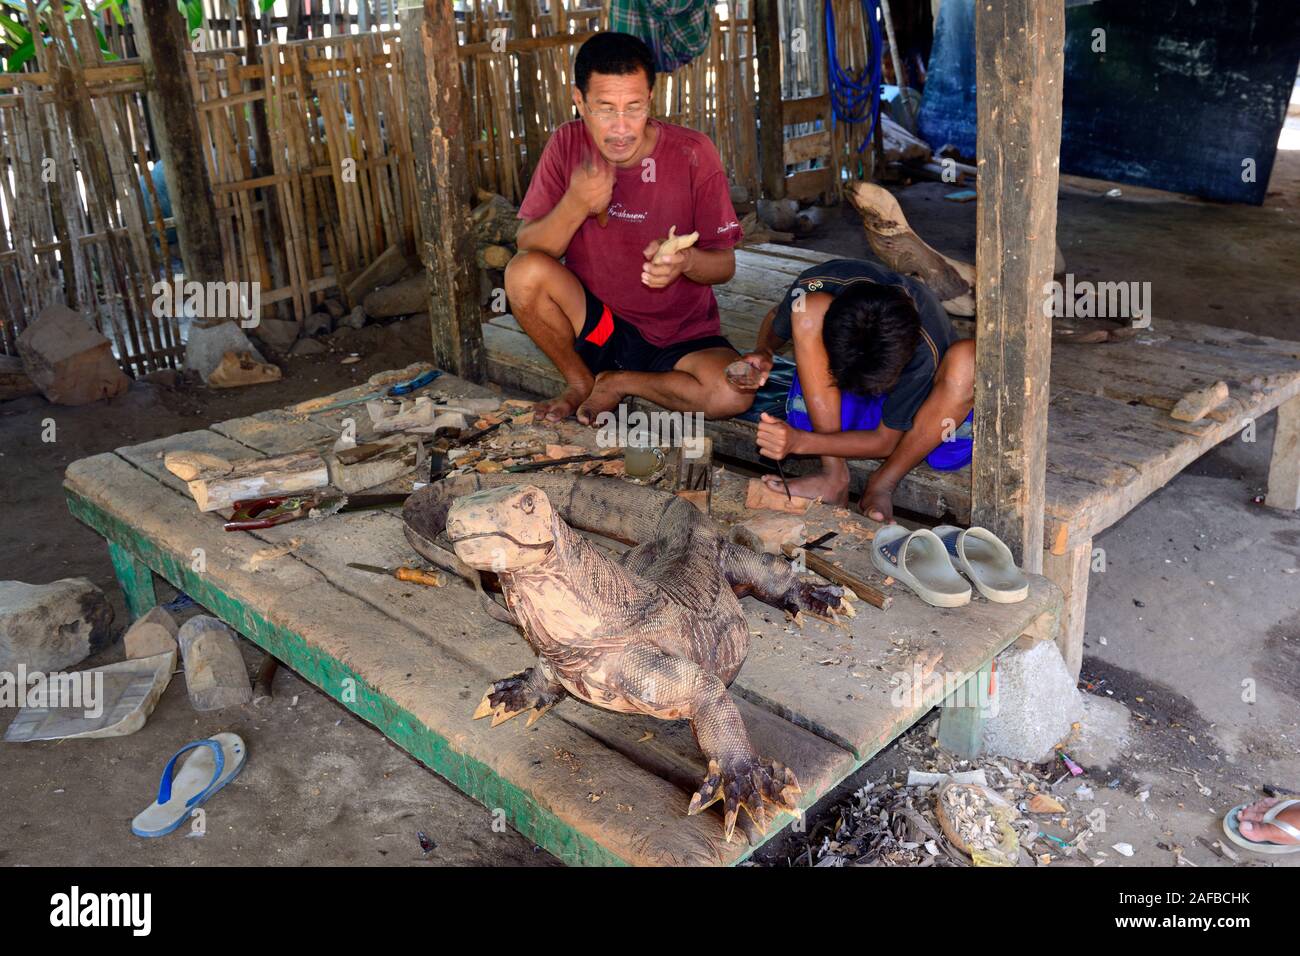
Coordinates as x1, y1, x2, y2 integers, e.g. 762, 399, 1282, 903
65, 485, 629, 868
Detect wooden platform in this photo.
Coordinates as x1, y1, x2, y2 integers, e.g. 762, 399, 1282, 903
484, 243, 1300, 676
64, 368, 1061, 867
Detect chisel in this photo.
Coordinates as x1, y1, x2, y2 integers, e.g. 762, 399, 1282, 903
347, 563, 446, 587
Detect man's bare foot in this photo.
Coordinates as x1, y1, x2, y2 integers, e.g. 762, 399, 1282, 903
762, 470, 849, 505
1238, 797, 1300, 845
859, 481, 897, 524
575, 371, 626, 426
534, 381, 592, 423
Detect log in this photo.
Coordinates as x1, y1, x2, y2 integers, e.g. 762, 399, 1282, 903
477, 244, 513, 269
206, 350, 282, 389
471, 191, 521, 245
846, 181, 975, 313
344, 243, 413, 308
329, 435, 424, 494
169, 450, 329, 512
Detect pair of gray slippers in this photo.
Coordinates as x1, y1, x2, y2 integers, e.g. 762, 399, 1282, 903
871, 525, 1029, 608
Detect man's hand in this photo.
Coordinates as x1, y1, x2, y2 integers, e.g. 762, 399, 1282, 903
756, 411, 803, 460
727, 350, 774, 391
566, 150, 615, 218
640, 238, 691, 288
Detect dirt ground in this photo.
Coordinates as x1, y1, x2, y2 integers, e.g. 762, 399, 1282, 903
1, 140, 1297, 867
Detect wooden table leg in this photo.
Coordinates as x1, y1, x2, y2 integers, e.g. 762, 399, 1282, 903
937, 660, 994, 758
1266, 393, 1300, 510
107, 540, 157, 621
1042, 536, 1091, 682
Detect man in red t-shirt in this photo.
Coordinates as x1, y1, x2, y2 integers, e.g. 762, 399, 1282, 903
506, 32, 748, 425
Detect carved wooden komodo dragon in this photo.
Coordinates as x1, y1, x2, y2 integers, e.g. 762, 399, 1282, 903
403, 473, 843, 843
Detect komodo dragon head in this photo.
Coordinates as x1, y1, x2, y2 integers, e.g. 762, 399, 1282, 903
446, 484, 556, 572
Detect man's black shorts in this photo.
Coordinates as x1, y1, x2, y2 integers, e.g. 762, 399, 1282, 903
573, 282, 736, 375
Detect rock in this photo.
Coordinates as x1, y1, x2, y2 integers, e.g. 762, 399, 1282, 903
340, 305, 367, 330
290, 338, 327, 357
794, 206, 826, 235
177, 615, 252, 711
138, 368, 180, 388
16, 304, 130, 405
729, 182, 750, 205
185, 321, 266, 381
981, 641, 1085, 762
756, 198, 799, 232
123, 605, 178, 660
322, 298, 347, 320
0, 578, 113, 671
344, 243, 411, 306
207, 350, 282, 388
0, 354, 40, 401
251, 316, 300, 352
363, 275, 426, 318
303, 311, 333, 337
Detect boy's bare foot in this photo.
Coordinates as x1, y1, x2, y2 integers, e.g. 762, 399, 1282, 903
576, 371, 626, 426
859, 479, 897, 524
762, 470, 849, 505
1238, 797, 1300, 845
534, 380, 593, 422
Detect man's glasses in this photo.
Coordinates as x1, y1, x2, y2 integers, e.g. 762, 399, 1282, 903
584, 104, 650, 124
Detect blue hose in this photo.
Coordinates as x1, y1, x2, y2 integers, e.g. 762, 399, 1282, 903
824, 0, 883, 153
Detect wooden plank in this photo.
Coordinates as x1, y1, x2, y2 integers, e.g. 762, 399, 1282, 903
1266, 393, 1300, 510
782, 93, 830, 126
783, 129, 831, 166
970, 0, 1065, 573
400, 2, 485, 380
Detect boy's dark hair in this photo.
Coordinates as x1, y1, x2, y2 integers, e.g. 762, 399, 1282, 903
574, 32, 656, 95
822, 283, 922, 396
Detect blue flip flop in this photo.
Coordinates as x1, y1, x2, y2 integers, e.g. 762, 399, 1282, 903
131, 733, 247, 838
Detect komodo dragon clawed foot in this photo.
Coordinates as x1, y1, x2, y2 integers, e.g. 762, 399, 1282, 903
473, 667, 567, 728
688, 755, 802, 844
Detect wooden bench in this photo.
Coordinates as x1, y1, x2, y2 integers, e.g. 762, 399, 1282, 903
484, 243, 1300, 679
65, 367, 1061, 866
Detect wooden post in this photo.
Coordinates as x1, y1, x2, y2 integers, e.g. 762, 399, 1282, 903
1042, 537, 1090, 682
515, 0, 544, 186
1266, 394, 1300, 510
755, 0, 785, 200
401, 1, 486, 381
129, 0, 224, 286
969, 0, 1064, 574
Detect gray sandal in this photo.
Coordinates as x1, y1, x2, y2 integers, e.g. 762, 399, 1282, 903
1222, 798, 1300, 854
934, 525, 1029, 604
871, 525, 971, 608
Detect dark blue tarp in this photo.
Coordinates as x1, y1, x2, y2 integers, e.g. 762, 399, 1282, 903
916, 0, 1300, 204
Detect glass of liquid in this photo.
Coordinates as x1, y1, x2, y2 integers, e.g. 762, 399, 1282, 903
623, 427, 665, 478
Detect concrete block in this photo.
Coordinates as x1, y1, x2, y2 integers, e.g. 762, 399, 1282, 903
982, 640, 1086, 763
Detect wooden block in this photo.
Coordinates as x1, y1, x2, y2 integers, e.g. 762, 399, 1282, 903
545, 444, 585, 460
329, 435, 423, 494
1170, 381, 1229, 422
745, 477, 810, 514
675, 489, 710, 513
177, 450, 329, 512
16, 303, 129, 405
736, 513, 806, 554
206, 351, 282, 389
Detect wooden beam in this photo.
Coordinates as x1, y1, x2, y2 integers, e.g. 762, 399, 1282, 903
755, 0, 785, 200
969, 0, 1064, 573
401, 1, 487, 382
1041, 536, 1090, 682
129, 0, 225, 285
